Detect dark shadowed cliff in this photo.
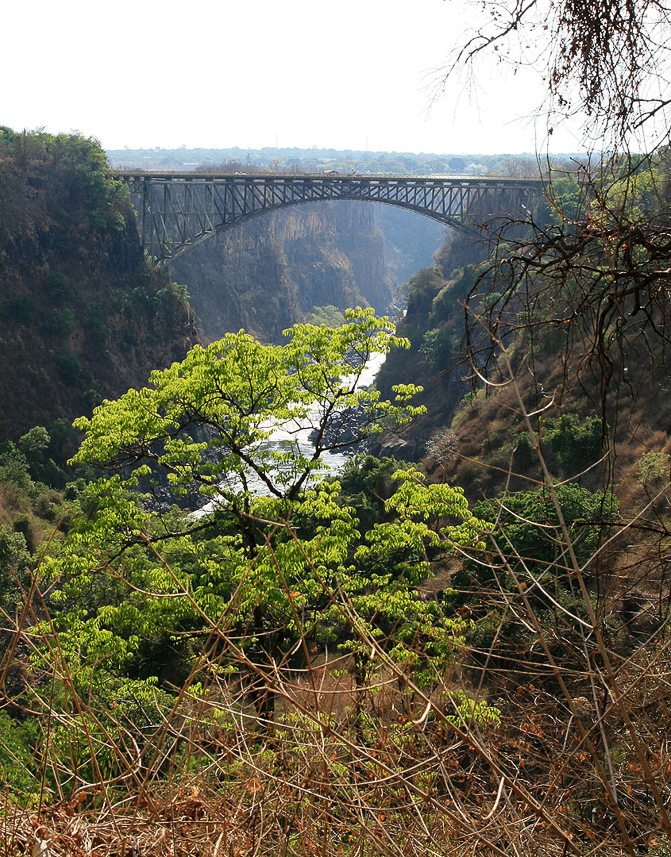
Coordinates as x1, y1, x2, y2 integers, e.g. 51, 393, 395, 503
0, 128, 197, 442
167, 201, 396, 342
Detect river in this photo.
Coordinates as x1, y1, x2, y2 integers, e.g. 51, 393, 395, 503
257, 350, 387, 485
193, 350, 387, 512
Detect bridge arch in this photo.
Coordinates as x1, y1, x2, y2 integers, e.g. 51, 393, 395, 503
113, 172, 543, 266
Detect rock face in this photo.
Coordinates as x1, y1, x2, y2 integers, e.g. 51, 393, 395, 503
0, 129, 198, 442
168, 201, 395, 342
370, 232, 490, 462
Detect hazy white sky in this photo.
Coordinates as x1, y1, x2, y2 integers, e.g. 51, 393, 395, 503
3, 0, 585, 155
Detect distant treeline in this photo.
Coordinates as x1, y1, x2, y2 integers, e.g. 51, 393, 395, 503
106, 145, 578, 176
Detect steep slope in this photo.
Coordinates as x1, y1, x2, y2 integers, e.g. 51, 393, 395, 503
0, 128, 197, 442
376, 205, 671, 508
374, 205, 446, 286
373, 230, 491, 460
168, 201, 395, 342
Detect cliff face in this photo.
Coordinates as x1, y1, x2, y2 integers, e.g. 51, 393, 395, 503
0, 129, 197, 442
374, 206, 446, 287
168, 201, 395, 342
371, 231, 492, 462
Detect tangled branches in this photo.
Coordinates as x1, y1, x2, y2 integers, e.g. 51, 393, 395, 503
463, 158, 671, 438
438, 0, 671, 144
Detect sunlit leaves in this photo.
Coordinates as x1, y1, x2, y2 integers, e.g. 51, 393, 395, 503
72, 307, 424, 506
358, 468, 491, 580
41, 312, 494, 708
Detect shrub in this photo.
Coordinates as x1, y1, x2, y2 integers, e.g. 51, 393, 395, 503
472, 483, 618, 581
543, 414, 603, 476
636, 450, 670, 485
46, 270, 69, 302
4, 295, 35, 324
420, 327, 454, 369
56, 347, 82, 383
42, 307, 75, 338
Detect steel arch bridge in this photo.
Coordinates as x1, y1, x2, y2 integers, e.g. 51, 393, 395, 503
112, 171, 543, 267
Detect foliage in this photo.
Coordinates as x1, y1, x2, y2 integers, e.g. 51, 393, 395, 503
0, 128, 126, 232
0, 442, 32, 492
405, 267, 445, 318
0, 127, 196, 444
636, 450, 670, 484
56, 347, 82, 384
335, 453, 404, 532
4, 296, 35, 325
71, 308, 423, 507
543, 414, 603, 475
5, 0, 671, 840
420, 327, 453, 369
0, 711, 39, 795
307, 305, 345, 327
38, 313, 456, 698
473, 484, 618, 578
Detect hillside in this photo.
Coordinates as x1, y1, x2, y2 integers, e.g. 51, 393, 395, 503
373, 229, 491, 460
2, 149, 671, 856
0, 128, 197, 443
376, 186, 671, 505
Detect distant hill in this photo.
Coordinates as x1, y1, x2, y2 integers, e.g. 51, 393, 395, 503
106, 144, 545, 176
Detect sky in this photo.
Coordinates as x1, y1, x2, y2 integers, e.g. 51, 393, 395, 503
2, 0, 586, 156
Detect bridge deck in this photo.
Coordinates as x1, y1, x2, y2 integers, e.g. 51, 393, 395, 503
112, 170, 543, 187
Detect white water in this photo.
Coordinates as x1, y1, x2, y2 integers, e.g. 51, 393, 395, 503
260, 350, 387, 479
193, 351, 387, 512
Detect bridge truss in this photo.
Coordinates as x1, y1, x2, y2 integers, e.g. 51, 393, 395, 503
113, 172, 543, 266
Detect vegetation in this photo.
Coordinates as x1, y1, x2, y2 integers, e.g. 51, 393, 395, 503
4, 0, 671, 850
1, 242, 668, 855
0, 127, 196, 441
106, 144, 544, 177
0, 313, 507, 855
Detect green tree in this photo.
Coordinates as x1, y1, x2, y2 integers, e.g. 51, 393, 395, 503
39, 311, 490, 728
472, 484, 618, 581
71, 308, 423, 528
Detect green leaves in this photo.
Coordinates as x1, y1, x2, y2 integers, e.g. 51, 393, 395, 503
358, 469, 491, 580
71, 308, 424, 507
41, 312, 495, 712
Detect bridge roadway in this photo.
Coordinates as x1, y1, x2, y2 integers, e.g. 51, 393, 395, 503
111, 171, 543, 266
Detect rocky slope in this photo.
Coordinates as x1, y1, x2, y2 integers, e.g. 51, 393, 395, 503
372, 230, 491, 461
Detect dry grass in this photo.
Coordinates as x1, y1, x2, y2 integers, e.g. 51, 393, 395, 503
1, 538, 671, 857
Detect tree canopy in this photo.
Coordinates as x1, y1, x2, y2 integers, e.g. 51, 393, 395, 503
71, 307, 424, 510
40, 310, 491, 725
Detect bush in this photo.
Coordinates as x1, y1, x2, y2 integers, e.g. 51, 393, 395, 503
56, 346, 82, 383
420, 327, 453, 369
636, 450, 670, 485
543, 414, 603, 476
42, 308, 75, 338
0, 443, 31, 491
472, 483, 618, 581
0, 711, 38, 795
12, 512, 37, 554
307, 305, 345, 327
4, 295, 35, 324
46, 270, 69, 302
